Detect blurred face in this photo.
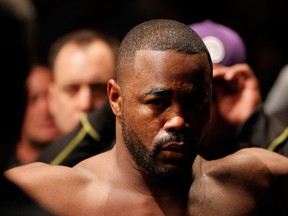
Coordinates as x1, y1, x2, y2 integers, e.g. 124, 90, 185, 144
49, 40, 115, 133
22, 66, 60, 146
110, 50, 212, 178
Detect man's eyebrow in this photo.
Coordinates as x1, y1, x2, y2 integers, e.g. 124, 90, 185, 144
143, 88, 172, 97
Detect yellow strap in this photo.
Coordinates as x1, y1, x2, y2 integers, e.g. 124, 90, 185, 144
49, 113, 101, 165
50, 128, 87, 165
80, 113, 100, 141
267, 128, 288, 152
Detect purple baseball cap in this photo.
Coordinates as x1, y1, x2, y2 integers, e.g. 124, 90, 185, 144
190, 19, 246, 66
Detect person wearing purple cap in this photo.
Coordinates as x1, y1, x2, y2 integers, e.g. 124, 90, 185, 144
190, 19, 247, 66
191, 19, 288, 158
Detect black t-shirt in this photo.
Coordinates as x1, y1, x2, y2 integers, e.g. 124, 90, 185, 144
237, 106, 288, 156
37, 100, 116, 166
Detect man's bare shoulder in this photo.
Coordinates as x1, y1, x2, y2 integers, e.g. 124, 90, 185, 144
233, 147, 288, 174
196, 147, 288, 181
5, 150, 113, 186
4, 158, 109, 215
5, 161, 94, 192
5, 162, 64, 181
190, 148, 288, 215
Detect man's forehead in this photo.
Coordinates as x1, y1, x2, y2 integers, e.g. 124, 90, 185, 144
134, 50, 209, 67
120, 50, 211, 92
135, 50, 185, 61
134, 50, 210, 77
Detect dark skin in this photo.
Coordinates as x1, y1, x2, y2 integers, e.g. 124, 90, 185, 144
5, 50, 211, 216
5, 49, 288, 216
190, 147, 288, 216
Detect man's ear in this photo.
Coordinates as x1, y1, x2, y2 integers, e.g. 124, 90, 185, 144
107, 79, 122, 116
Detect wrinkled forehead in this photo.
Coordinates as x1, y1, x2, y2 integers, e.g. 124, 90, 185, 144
121, 50, 211, 94
138, 50, 209, 81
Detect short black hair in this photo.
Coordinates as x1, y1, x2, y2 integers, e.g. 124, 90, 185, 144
116, 19, 212, 84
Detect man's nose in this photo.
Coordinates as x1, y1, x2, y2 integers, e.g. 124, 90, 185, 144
78, 87, 94, 112
163, 108, 190, 132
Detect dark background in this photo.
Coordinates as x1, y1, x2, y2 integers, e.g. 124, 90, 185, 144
31, 0, 288, 99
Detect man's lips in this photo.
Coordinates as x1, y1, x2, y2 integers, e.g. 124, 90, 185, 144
161, 143, 189, 159
161, 143, 186, 152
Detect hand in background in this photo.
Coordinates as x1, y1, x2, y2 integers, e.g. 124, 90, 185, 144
212, 63, 262, 126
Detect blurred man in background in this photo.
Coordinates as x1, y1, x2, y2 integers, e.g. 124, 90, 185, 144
47, 29, 119, 134
8, 65, 60, 168
36, 30, 119, 166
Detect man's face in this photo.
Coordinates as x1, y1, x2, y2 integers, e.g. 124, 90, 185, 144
49, 41, 115, 133
22, 66, 60, 146
118, 50, 212, 177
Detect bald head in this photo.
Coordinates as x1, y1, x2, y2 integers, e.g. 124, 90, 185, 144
116, 19, 211, 85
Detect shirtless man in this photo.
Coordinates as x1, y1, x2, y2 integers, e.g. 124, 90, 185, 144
5, 19, 288, 216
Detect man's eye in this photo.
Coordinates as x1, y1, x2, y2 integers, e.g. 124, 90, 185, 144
64, 86, 78, 95
148, 98, 169, 108
187, 94, 208, 110
91, 84, 107, 92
